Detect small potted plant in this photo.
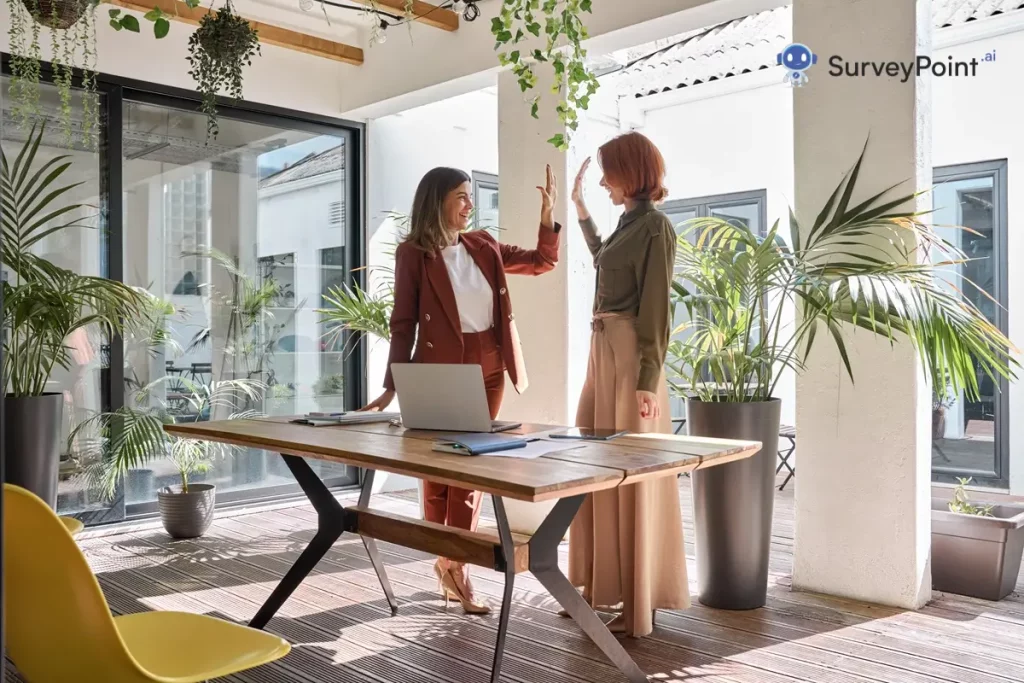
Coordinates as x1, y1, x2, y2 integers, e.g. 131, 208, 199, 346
932, 477, 1024, 601
157, 437, 217, 538
76, 377, 264, 538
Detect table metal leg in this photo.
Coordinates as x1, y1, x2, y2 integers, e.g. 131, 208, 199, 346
359, 470, 399, 616
249, 456, 397, 629
490, 494, 649, 683
490, 498, 517, 683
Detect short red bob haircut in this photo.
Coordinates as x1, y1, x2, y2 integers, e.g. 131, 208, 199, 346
597, 131, 668, 202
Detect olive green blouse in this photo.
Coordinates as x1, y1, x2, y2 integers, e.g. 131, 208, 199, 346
580, 200, 676, 393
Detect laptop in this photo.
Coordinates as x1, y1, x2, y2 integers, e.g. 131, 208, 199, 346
390, 363, 522, 433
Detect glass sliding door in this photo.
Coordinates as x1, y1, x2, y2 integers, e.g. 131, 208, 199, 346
931, 161, 1009, 488
1, 76, 122, 525
120, 97, 360, 512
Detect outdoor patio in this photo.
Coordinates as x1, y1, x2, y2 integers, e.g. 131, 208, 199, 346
8, 477, 1024, 683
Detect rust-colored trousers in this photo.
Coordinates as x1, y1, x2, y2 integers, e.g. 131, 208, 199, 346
422, 329, 505, 532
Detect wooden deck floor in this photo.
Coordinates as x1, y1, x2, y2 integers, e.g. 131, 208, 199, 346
10, 476, 1024, 683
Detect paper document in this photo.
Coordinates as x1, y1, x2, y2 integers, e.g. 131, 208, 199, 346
483, 439, 584, 459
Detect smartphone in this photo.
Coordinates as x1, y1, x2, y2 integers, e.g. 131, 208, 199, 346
549, 428, 627, 441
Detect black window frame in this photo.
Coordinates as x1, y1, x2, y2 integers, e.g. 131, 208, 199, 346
930, 159, 1009, 489
2, 54, 369, 525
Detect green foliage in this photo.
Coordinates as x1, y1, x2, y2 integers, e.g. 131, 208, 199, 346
73, 377, 265, 498
492, 0, 599, 151
949, 477, 994, 517
182, 248, 301, 385
668, 140, 1019, 404
313, 373, 345, 397
1, 123, 148, 396
186, 0, 261, 140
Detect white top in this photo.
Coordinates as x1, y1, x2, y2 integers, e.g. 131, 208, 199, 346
441, 242, 494, 333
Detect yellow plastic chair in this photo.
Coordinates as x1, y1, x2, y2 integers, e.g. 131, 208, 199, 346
3, 483, 291, 683
60, 515, 84, 536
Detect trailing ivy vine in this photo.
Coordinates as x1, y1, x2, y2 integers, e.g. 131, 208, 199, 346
186, 0, 261, 141
492, 0, 599, 150
6, 0, 176, 148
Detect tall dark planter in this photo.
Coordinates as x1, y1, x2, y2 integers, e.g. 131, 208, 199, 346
3, 393, 64, 509
687, 397, 781, 609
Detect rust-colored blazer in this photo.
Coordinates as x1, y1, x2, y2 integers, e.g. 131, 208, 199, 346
383, 223, 561, 394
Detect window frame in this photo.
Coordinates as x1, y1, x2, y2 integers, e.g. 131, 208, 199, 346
2, 53, 368, 525
472, 170, 499, 235
930, 159, 1009, 489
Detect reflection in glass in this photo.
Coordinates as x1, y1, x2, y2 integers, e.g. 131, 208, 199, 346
121, 100, 356, 505
931, 173, 1000, 478
1, 76, 108, 517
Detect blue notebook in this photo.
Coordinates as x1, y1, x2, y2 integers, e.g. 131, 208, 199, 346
432, 432, 528, 456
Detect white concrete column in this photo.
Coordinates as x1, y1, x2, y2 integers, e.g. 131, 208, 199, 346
496, 70, 573, 425
792, 0, 932, 608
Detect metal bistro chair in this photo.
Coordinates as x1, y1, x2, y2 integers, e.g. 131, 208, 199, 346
777, 425, 796, 490
3, 483, 291, 683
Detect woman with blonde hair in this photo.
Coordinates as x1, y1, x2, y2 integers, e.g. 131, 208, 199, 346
363, 165, 560, 614
567, 131, 688, 637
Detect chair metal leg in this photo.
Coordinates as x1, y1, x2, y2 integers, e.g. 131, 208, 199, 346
529, 495, 649, 683
777, 437, 796, 491
249, 456, 397, 629
490, 497, 517, 683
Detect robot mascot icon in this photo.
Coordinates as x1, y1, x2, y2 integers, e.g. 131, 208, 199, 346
777, 43, 817, 87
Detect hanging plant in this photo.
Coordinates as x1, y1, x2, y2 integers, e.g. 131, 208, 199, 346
6, 0, 176, 148
491, 0, 599, 151
187, 0, 261, 141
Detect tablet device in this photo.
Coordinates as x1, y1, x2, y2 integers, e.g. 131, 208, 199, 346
548, 428, 627, 441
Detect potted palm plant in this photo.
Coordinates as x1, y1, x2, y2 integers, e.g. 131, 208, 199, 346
2, 124, 146, 508
669, 141, 1019, 609
75, 376, 264, 537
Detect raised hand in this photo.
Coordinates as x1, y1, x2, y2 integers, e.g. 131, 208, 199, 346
537, 163, 557, 228
572, 157, 591, 219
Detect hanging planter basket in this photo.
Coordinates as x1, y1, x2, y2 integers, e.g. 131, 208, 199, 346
21, 0, 92, 30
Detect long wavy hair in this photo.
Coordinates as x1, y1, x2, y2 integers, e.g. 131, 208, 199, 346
404, 167, 471, 253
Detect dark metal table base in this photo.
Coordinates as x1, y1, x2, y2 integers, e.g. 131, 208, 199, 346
491, 495, 648, 683
248, 455, 397, 630
254, 455, 647, 682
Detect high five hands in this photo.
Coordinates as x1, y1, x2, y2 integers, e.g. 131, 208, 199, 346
537, 164, 557, 229
572, 157, 591, 220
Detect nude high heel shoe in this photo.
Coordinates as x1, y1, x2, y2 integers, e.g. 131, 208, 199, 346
440, 562, 490, 615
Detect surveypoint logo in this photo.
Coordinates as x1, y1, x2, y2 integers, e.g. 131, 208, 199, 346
777, 43, 817, 87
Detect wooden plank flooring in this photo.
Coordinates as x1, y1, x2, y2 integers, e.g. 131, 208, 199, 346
8, 476, 1024, 683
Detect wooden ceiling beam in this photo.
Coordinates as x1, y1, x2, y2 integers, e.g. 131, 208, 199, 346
107, 0, 365, 65
353, 0, 459, 32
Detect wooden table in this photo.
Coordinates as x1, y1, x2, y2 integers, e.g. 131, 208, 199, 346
167, 418, 760, 683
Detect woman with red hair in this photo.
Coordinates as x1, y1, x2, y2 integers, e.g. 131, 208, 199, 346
566, 131, 688, 637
